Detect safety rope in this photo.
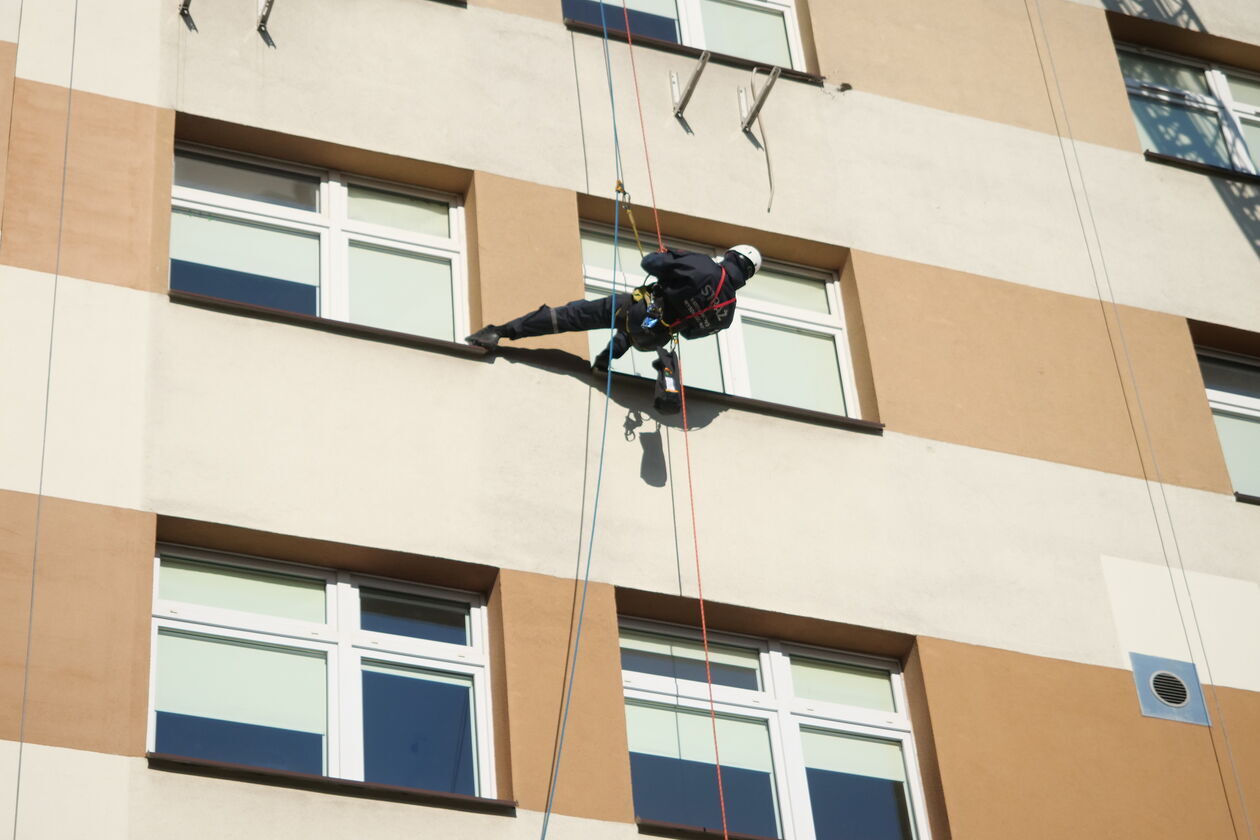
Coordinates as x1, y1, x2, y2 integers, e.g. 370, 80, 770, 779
619, 0, 665, 252
614, 4, 730, 833
11, 2, 79, 840
1022, 2, 1254, 837
536, 4, 628, 839
673, 340, 732, 840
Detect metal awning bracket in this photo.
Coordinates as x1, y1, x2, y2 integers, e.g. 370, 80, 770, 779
738, 66, 781, 132
257, 0, 275, 32
179, 0, 192, 16
669, 51, 711, 119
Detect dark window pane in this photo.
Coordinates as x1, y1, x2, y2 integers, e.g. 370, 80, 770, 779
806, 768, 914, 840
620, 649, 760, 690
561, 0, 681, 42
156, 711, 324, 775
629, 752, 780, 838
360, 590, 469, 645
171, 259, 318, 315
362, 665, 476, 794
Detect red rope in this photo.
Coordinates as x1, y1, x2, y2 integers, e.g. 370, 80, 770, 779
675, 344, 731, 840
620, 1, 665, 252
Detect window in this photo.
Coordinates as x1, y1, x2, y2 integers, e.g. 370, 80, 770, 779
1199, 352, 1260, 497
581, 226, 859, 416
149, 547, 494, 796
562, 0, 804, 70
170, 147, 468, 342
1118, 45, 1260, 174
620, 622, 929, 839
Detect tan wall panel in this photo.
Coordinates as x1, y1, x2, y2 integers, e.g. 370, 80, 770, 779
469, 0, 562, 23
806, 0, 1139, 151
852, 250, 1232, 493
0, 490, 155, 756
0, 41, 17, 225
1212, 685, 1260, 834
0, 81, 173, 293
470, 172, 587, 358
917, 637, 1247, 839
494, 569, 635, 822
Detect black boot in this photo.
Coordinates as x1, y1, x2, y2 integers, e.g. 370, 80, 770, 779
465, 325, 503, 349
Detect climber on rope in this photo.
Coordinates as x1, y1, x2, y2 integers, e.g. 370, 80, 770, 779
465, 244, 761, 411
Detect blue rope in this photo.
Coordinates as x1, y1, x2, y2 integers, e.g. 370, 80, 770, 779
537, 5, 624, 838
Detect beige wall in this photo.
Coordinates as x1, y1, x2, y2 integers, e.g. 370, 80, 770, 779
0, 40, 16, 225
917, 636, 1257, 840
0, 80, 173, 293
852, 250, 1233, 493
805, 0, 1139, 151
0, 490, 155, 756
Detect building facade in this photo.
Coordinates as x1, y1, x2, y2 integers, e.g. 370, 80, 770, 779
2, 0, 1259, 837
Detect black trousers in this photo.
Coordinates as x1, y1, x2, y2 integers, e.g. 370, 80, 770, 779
499, 294, 635, 360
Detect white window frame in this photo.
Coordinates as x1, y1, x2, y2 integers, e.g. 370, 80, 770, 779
148, 544, 496, 796
580, 222, 861, 417
670, 0, 806, 71
1118, 43, 1260, 174
1199, 349, 1260, 496
619, 618, 932, 840
171, 144, 470, 341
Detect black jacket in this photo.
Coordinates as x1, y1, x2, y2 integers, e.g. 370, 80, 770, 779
640, 249, 750, 340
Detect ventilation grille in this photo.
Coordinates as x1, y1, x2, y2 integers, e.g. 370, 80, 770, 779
1129, 653, 1209, 726
1151, 671, 1189, 707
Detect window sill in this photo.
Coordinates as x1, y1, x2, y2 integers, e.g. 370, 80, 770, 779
638, 818, 780, 840
606, 368, 884, 434
168, 290, 488, 360
564, 19, 825, 87
146, 753, 517, 815
1236, 491, 1260, 506
1143, 151, 1260, 186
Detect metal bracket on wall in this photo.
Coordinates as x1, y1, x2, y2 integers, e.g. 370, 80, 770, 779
179, 0, 192, 16
738, 66, 781, 132
669, 51, 711, 119
257, 0, 275, 32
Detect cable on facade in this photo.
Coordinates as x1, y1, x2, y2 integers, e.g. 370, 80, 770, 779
619, 1, 665, 252
1021, 1, 1255, 836
616, 3, 732, 835
536, 3, 629, 838
10, 2, 82, 839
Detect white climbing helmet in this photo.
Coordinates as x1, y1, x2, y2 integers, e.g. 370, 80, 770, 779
725, 244, 762, 276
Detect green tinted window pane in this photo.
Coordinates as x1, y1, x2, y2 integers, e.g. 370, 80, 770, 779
349, 243, 454, 340
156, 630, 327, 736
581, 230, 646, 278
1118, 52, 1211, 95
1213, 411, 1260, 496
360, 589, 470, 645
626, 703, 774, 772
174, 152, 319, 211
171, 209, 320, 287
741, 267, 830, 314
159, 558, 325, 622
1200, 357, 1260, 397
700, 0, 791, 68
1128, 95, 1231, 169
1227, 74, 1260, 108
1240, 119, 1260, 170
348, 186, 449, 238
582, 287, 726, 392
801, 729, 906, 782
621, 630, 761, 690
791, 657, 895, 711
800, 730, 914, 840
743, 320, 845, 415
